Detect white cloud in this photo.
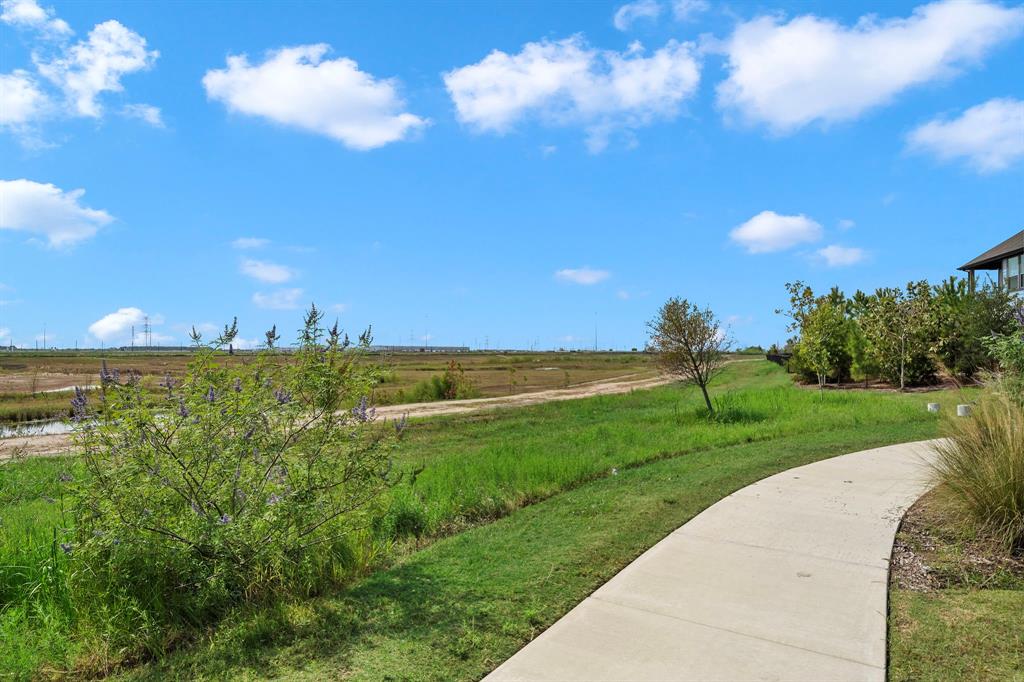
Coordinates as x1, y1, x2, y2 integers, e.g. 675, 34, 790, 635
817, 244, 867, 267
614, 0, 661, 31
0, 71, 48, 128
730, 210, 822, 254
122, 103, 163, 128
616, 289, 631, 300
444, 35, 700, 151
89, 307, 146, 342
0, 0, 70, 36
672, 0, 709, 22
240, 258, 294, 284
0, 327, 9, 340
838, 218, 856, 230
203, 44, 428, 150
717, 0, 1024, 133
231, 237, 269, 249
329, 302, 349, 313
0, 179, 113, 247
36, 20, 158, 118
252, 288, 304, 310
907, 97, 1024, 173
555, 267, 611, 285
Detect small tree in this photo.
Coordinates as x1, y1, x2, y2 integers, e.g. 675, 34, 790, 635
800, 300, 847, 389
647, 297, 732, 414
859, 283, 934, 390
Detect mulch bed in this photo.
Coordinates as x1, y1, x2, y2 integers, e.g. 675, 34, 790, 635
891, 492, 1024, 592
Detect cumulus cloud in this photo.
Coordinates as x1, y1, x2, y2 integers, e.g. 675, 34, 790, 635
444, 35, 700, 151
252, 288, 304, 310
0, 327, 9, 340
717, 0, 1024, 133
730, 210, 822, 254
35, 19, 158, 118
121, 103, 163, 127
0, 179, 113, 246
203, 44, 428, 150
817, 244, 867, 267
613, 0, 661, 31
240, 258, 294, 284
555, 267, 611, 285
907, 97, 1024, 173
89, 307, 147, 342
0, 0, 70, 36
672, 0, 709, 22
0, 71, 48, 128
231, 237, 269, 249
329, 303, 349, 313
838, 218, 856, 230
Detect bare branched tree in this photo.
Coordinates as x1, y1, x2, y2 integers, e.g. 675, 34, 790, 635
647, 297, 732, 414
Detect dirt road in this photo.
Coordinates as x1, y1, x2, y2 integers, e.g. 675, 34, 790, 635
0, 372, 679, 461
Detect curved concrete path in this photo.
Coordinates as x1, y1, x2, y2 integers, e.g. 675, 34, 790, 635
486, 440, 939, 682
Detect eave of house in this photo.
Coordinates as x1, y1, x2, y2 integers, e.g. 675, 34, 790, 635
959, 228, 1024, 271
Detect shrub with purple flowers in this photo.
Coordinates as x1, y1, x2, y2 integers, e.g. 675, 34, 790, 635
68, 305, 399, 631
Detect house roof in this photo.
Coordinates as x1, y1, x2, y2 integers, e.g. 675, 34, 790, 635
959, 229, 1024, 271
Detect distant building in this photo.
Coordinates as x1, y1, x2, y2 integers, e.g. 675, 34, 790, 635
368, 345, 470, 353
959, 228, 1024, 293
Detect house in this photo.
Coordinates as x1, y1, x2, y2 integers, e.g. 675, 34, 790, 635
959, 228, 1024, 292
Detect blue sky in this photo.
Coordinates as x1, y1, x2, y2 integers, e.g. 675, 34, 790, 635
1, 0, 1022, 351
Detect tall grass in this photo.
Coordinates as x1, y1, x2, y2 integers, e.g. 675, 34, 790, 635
932, 390, 1024, 549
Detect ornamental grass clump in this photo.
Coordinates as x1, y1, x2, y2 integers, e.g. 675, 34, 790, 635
932, 389, 1024, 549
67, 306, 400, 635
932, 322, 1024, 550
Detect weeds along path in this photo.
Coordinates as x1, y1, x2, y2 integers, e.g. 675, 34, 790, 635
0, 359, 761, 460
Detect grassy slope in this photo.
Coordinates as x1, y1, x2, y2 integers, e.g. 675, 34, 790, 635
121, 364, 963, 680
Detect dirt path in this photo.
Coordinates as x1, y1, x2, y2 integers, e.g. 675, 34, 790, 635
0, 372, 680, 461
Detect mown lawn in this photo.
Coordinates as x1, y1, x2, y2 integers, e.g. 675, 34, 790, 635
1, 361, 971, 678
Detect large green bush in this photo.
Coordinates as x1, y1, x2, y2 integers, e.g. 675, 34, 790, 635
68, 307, 401, 635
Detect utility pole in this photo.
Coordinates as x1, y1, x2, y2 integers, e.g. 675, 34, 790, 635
131, 325, 135, 351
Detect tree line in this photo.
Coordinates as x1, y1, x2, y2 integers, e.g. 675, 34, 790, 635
776, 277, 1020, 389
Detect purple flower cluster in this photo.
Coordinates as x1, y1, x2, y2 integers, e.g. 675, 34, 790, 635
351, 395, 375, 423
70, 386, 88, 422
205, 386, 217, 403
274, 388, 292, 405
99, 360, 120, 386
160, 374, 177, 396
393, 413, 409, 436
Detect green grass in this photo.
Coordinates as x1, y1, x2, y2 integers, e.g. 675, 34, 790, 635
126, 422, 944, 680
1, 361, 972, 678
890, 590, 1024, 681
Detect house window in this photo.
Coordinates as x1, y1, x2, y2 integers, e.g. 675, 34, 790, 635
1008, 255, 1022, 292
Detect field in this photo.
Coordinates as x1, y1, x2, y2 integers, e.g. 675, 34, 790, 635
0, 360, 974, 678
0, 350, 663, 426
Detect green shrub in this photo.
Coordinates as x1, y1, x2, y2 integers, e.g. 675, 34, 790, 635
932, 388, 1024, 549
66, 307, 401, 640
408, 361, 478, 402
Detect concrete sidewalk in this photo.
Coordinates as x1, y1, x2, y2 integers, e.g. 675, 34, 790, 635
485, 440, 939, 682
